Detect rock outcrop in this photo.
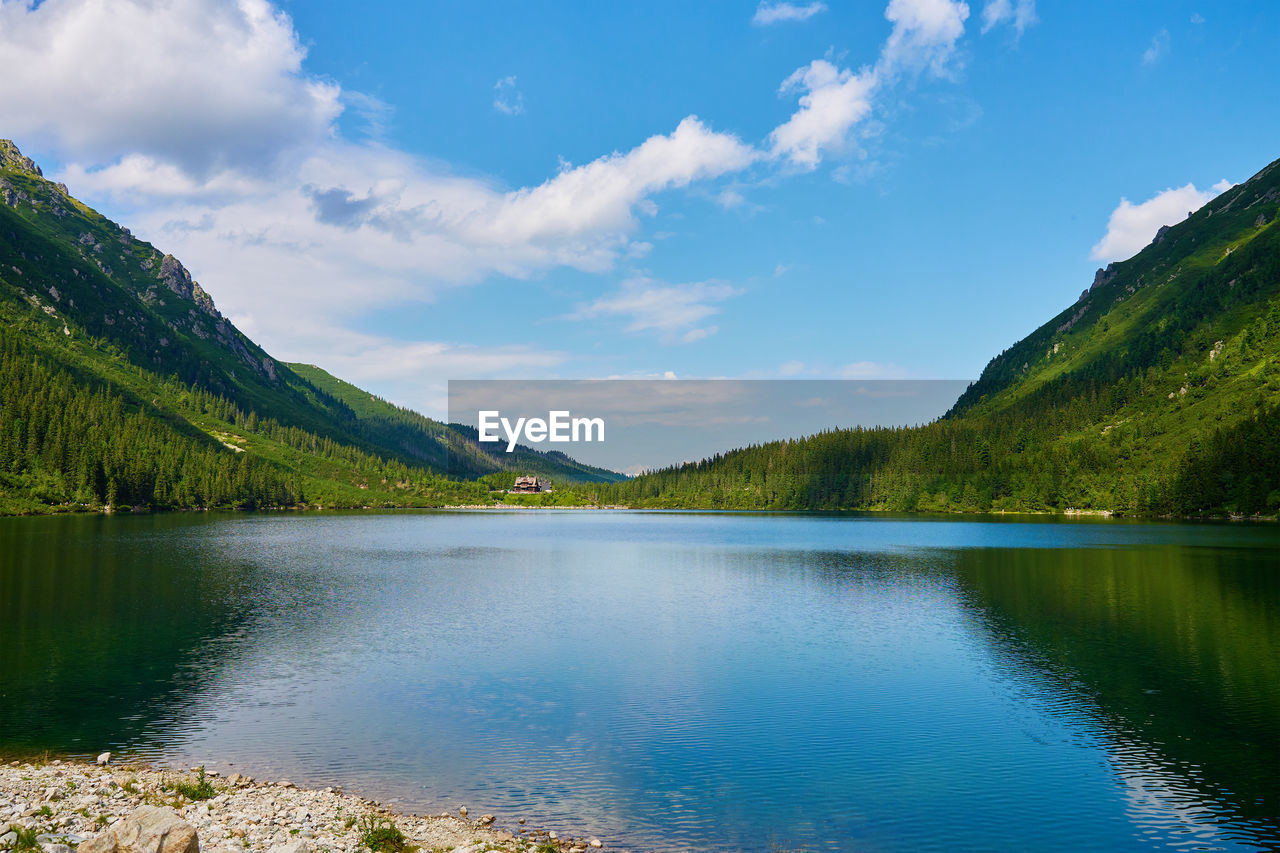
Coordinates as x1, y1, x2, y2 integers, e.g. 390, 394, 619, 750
1090, 263, 1119, 292
158, 255, 196, 301
0, 140, 42, 177
78, 806, 198, 853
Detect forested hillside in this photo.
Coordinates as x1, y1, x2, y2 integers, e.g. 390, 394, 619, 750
288, 363, 626, 485
590, 157, 1280, 516
0, 140, 616, 514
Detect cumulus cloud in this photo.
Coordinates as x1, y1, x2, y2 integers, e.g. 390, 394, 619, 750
0, 0, 340, 176
752, 1, 827, 25
1090, 180, 1233, 262
479, 117, 758, 250
569, 277, 738, 343
879, 0, 970, 79
770, 60, 877, 168
770, 0, 971, 167
980, 0, 1036, 36
493, 75, 524, 115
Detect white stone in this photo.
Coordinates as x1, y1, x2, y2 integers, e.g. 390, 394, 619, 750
265, 840, 310, 853
96, 754, 112, 767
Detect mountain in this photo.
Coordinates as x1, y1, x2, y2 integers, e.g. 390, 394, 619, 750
286, 362, 627, 484
595, 156, 1280, 516
6, 133, 1277, 517
0, 140, 618, 514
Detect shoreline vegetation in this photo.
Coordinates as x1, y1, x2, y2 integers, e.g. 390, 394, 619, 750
0, 500, 1274, 522
0, 758, 606, 853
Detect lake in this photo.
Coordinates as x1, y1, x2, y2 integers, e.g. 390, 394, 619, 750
1, 510, 1277, 851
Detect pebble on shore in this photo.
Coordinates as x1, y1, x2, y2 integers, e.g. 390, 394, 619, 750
0, 760, 605, 853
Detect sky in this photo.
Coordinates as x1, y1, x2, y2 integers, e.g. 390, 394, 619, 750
1, 0, 1278, 417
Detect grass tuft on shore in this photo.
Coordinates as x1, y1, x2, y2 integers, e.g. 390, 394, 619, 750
7, 825, 41, 853
357, 814, 415, 853
170, 766, 217, 802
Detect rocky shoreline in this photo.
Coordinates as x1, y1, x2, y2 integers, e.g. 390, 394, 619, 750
0, 760, 605, 853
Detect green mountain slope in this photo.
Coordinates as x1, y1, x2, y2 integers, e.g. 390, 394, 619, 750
595, 156, 1280, 516
288, 362, 627, 484
0, 140, 616, 514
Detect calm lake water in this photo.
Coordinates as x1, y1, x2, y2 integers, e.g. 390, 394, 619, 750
1, 511, 1278, 851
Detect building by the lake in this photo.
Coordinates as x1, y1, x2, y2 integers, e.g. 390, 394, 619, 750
511, 476, 550, 493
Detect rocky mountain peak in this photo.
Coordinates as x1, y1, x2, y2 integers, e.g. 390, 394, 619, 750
1090, 262, 1119, 292
0, 139, 43, 177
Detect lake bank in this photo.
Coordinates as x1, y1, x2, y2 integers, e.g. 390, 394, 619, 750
0, 759, 605, 853
1, 498, 1276, 521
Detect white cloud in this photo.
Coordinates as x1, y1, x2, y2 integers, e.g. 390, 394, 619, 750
838, 361, 913, 379
55, 117, 757, 365
1090, 179, 1233, 262
779, 359, 805, 376
752, 1, 827, 25
879, 0, 970, 79
770, 0, 971, 168
343, 91, 395, 140
980, 0, 1036, 37
493, 75, 524, 116
770, 60, 877, 168
569, 277, 738, 343
717, 189, 746, 208
680, 326, 717, 343
1142, 29, 1170, 65
0, 0, 340, 176
1190, 12, 1205, 24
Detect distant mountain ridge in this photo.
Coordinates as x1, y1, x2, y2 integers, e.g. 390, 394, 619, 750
0, 139, 620, 514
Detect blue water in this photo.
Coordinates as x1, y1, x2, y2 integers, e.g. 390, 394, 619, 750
1, 510, 1278, 851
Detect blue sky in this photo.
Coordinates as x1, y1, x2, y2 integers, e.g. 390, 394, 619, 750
2, 0, 1278, 415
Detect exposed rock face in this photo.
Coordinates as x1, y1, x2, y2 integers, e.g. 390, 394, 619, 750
0, 139, 42, 176
1057, 303, 1089, 333
78, 806, 199, 853
1153, 224, 1172, 244
159, 255, 222, 320
158, 254, 195, 300
1090, 263, 1119, 292
191, 282, 218, 317
1257, 212, 1269, 227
